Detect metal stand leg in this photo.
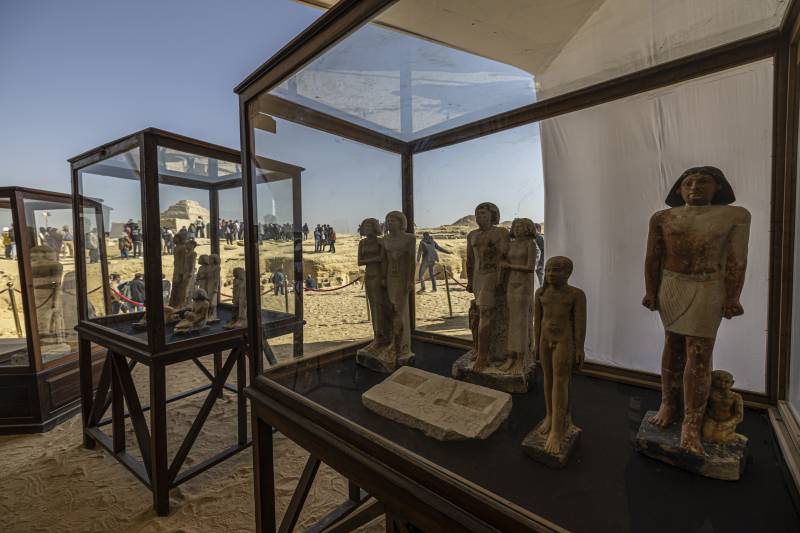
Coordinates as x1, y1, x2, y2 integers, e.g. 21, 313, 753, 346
150, 361, 169, 516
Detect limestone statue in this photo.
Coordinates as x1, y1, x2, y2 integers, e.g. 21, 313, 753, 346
224, 267, 247, 329
642, 166, 750, 456
174, 288, 210, 334
452, 204, 535, 393
357, 218, 389, 353
30, 245, 68, 355
501, 218, 539, 373
466, 202, 509, 370
169, 232, 197, 309
702, 370, 745, 445
196, 253, 221, 322
356, 211, 415, 373
522, 256, 586, 467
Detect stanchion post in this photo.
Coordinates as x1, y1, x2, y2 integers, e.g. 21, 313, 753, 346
442, 266, 453, 318
6, 283, 22, 337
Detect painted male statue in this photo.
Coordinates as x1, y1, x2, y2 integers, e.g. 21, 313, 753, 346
642, 166, 750, 455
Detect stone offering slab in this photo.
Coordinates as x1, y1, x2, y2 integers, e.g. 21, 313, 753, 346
635, 410, 748, 481
362, 366, 512, 441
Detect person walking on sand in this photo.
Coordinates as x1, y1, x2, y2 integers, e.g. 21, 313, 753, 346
272, 269, 286, 295
62, 226, 73, 258
328, 226, 337, 253
314, 225, 322, 252
416, 232, 452, 293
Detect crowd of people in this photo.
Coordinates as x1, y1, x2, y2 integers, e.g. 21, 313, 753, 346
311, 223, 336, 253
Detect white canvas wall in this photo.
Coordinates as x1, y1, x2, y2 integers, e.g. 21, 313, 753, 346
540, 59, 773, 392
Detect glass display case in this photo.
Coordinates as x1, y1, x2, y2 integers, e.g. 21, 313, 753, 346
68, 128, 303, 515
239, 1, 800, 531
0, 187, 103, 434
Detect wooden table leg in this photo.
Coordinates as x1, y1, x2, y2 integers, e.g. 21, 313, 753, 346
237, 348, 247, 446
78, 337, 95, 449
150, 361, 169, 516
253, 415, 276, 533
111, 351, 125, 453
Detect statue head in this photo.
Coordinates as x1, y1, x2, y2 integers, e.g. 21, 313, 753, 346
210, 254, 220, 266
510, 218, 536, 240
543, 256, 573, 289
474, 202, 500, 229
233, 267, 245, 280
359, 218, 381, 237
666, 166, 735, 207
198, 254, 209, 266
193, 288, 208, 301
385, 211, 407, 233
711, 369, 734, 392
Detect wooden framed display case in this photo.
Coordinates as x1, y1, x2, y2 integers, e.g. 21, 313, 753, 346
68, 128, 303, 515
237, 1, 800, 531
0, 187, 104, 434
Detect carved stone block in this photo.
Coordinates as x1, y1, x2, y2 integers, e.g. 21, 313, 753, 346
362, 367, 512, 441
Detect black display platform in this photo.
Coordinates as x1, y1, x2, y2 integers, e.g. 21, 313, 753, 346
97, 306, 294, 343
274, 341, 800, 533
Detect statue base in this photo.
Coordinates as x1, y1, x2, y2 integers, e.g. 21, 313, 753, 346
451, 350, 535, 393
173, 325, 210, 336
521, 420, 581, 469
635, 410, 748, 481
362, 367, 512, 440
356, 345, 415, 374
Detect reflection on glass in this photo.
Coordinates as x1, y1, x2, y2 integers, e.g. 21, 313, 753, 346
251, 116, 402, 362
157, 146, 244, 342
23, 198, 78, 364
78, 148, 146, 330
0, 202, 27, 367
413, 123, 544, 340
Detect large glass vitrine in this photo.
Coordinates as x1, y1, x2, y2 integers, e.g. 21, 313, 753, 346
0, 187, 102, 434
239, 1, 800, 532
69, 128, 302, 515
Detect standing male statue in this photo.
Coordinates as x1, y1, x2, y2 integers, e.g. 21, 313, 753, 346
642, 166, 750, 455
466, 202, 509, 370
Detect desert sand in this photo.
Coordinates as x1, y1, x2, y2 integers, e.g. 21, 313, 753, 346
0, 225, 476, 531
0, 354, 383, 532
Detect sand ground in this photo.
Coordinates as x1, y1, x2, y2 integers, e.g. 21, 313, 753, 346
0, 354, 383, 532
0, 227, 474, 532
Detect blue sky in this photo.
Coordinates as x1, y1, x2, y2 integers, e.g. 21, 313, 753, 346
0, 0, 545, 233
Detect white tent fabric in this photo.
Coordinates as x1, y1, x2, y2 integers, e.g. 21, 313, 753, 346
540, 59, 773, 392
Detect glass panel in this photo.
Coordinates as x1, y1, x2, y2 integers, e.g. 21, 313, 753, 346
77, 148, 146, 342
790, 52, 800, 416
288, 1, 788, 134
157, 147, 244, 343
250, 115, 402, 362
268, 2, 536, 141
0, 199, 27, 367
22, 197, 77, 364
413, 123, 544, 341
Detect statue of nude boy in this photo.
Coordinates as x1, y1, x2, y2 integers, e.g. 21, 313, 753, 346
643, 166, 750, 455
702, 370, 744, 445
533, 256, 586, 455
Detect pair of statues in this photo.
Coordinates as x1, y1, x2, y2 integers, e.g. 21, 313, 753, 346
173, 252, 222, 334
356, 211, 415, 373
30, 244, 70, 355
454, 203, 538, 392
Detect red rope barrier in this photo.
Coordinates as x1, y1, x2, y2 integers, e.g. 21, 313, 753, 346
110, 286, 144, 306
305, 276, 361, 293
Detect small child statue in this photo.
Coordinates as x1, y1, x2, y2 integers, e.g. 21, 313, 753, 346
522, 256, 586, 468
702, 370, 745, 445
174, 288, 210, 334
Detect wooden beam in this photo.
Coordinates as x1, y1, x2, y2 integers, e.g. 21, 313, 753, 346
409, 30, 779, 153
256, 94, 406, 154
278, 456, 322, 533
235, 0, 398, 100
